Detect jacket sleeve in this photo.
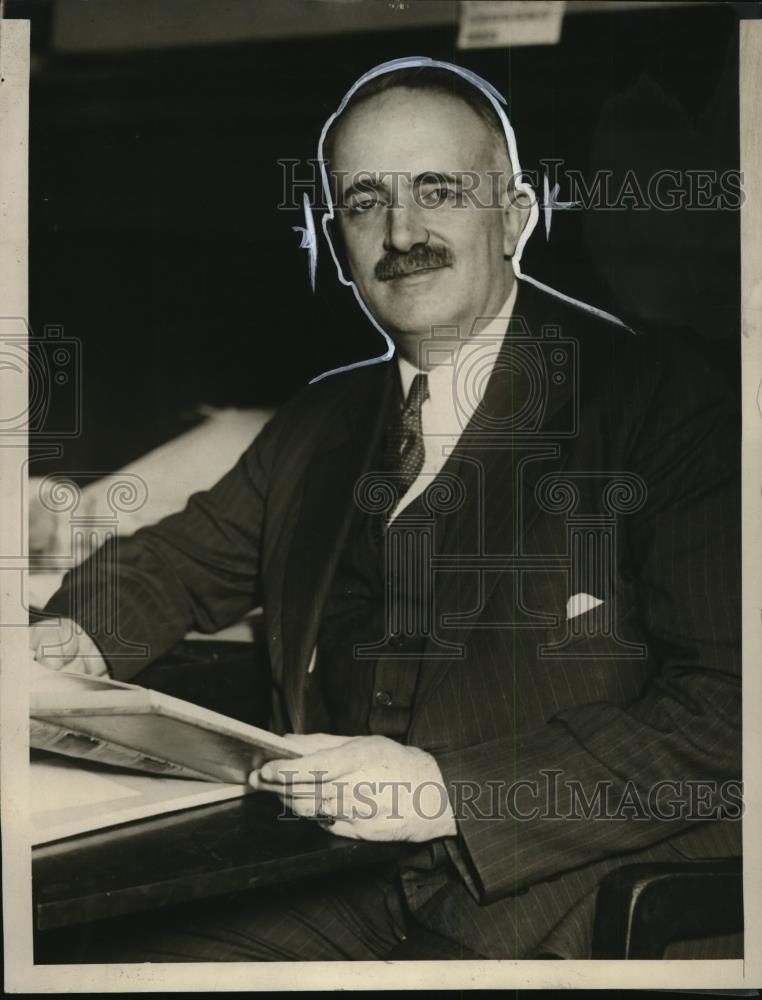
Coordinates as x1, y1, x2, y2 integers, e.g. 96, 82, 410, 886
43, 413, 281, 682
433, 339, 742, 905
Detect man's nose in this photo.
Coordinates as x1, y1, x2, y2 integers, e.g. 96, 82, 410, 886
383, 200, 429, 254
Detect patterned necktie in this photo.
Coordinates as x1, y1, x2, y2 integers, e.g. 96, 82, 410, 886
382, 372, 430, 508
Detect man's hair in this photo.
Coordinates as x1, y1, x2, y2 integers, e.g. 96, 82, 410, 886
322, 65, 510, 172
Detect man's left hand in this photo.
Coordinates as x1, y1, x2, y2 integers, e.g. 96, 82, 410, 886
249, 733, 457, 842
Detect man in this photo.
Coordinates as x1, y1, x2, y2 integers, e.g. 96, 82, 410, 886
32, 60, 741, 960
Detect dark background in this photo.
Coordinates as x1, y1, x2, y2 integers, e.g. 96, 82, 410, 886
6, 0, 744, 476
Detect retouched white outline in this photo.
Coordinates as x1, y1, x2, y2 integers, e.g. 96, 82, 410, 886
306, 56, 632, 384
293, 192, 318, 291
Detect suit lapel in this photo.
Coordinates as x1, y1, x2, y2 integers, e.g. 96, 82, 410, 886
412, 281, 578, 716
281, 360, 397, 731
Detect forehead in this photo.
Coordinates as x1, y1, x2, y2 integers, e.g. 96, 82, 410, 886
330, 87, 497, 178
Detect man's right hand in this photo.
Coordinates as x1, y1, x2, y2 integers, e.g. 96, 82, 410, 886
30, 618, 109, 676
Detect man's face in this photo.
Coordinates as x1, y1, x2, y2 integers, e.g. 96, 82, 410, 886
330, 88, 524, 360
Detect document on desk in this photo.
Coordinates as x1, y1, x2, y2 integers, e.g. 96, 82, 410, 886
30, 751, 249, 845
29, 658, 300, 785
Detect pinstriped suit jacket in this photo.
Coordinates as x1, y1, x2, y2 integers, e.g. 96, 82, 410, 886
47, 280, 742, 958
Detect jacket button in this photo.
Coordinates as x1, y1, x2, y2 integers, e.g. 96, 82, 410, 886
375, 690, 393, 707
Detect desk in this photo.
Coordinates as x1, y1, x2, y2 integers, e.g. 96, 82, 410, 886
33, 789, 414, 931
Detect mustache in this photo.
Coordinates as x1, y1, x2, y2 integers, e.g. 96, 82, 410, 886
374, 243, 454, 282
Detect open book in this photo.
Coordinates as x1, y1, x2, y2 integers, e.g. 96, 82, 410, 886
30, 659, 299, 784
29, 658, 301, 845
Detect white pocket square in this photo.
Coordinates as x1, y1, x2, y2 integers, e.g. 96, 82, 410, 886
566, 592, 604, 620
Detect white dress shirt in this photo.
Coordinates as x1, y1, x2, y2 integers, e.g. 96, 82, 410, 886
389, 281, 518, 523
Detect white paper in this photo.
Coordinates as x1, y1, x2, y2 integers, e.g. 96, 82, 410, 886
30, 758, 140, 814
458, 0, 565, 50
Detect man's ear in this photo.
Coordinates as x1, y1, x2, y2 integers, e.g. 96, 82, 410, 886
502, 185, 533, 258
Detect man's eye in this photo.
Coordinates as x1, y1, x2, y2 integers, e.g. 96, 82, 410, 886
348, 193, 381, 214
419, 186, 455, 207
